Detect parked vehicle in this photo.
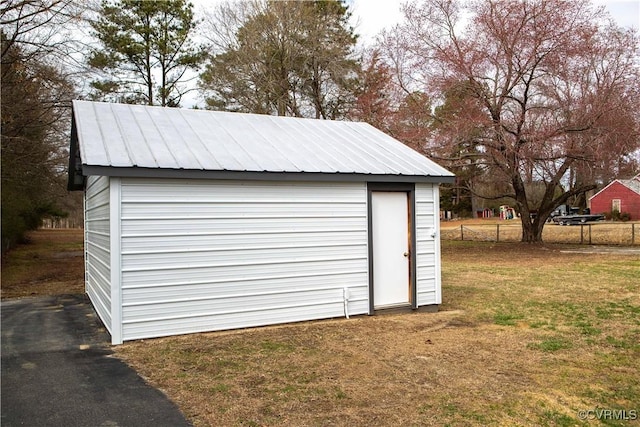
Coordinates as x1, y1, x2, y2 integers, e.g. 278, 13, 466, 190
549, 204, 605, 225
551, 213, 605, 225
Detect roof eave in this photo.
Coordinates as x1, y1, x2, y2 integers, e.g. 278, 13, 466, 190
80, 165, 456, 185
67, 113, 85, 191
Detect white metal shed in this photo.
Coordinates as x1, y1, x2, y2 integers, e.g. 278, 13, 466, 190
68, 100, 454, 344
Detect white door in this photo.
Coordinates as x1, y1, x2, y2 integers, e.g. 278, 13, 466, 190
372, 192, 410, 308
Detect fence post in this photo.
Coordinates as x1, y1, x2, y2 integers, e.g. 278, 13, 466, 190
580, 224, 584, 244
632, 223, 635, 245
496, 224, 500, 242
588, 224, 592, 245
461, 224, 464, 241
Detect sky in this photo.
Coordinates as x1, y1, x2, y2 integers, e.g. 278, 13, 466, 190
593, 0, 640, 29
346, 0, 639, 43
194, 0, 639, 43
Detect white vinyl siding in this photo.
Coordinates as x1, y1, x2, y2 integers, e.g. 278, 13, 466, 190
118, 178, 369, 341
84, 176, 112, 332
415, 183, 440, 306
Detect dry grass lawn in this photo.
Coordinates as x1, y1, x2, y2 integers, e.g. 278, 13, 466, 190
441, 218, 640, 246
115, 241, 640, 426
3, 230, 638, 426
1, 229, 84, 299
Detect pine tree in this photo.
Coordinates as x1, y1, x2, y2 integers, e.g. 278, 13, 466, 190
88, 0, 204, 107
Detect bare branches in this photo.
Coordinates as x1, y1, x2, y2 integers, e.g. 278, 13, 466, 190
1, 0, 88, 69
1, 34, 77, 249
379, 0, 640, 241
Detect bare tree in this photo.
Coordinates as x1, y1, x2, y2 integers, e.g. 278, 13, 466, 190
1, 37, 76, 250
1, 1, 90, 250
349, 49, 397, 132
381, 0, 640, 242
1, 0, 88, 68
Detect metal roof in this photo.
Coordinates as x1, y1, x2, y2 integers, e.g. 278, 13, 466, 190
69, 100, 454, 188
589, 174, 640, 201
621, 175, 640, 195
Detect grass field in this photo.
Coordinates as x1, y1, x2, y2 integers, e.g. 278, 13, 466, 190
2, 230, 639, 426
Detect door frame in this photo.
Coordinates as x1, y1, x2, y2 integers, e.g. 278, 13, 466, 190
367, 182, 417, 314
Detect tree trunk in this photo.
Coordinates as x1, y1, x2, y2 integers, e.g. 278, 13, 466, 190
147, 67, 153, 105
520, 216, 544, 243
144, 12, 153, 106
513, 173, 545, 243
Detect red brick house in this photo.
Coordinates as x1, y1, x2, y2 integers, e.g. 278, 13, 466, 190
589, 174, 640, 220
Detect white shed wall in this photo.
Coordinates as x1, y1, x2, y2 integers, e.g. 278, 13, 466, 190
118, 178, 369, 341
84, 175, 112, 332
415, 183, 441, 306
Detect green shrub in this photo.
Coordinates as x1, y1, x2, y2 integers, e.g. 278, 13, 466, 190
608, 210, 632, 222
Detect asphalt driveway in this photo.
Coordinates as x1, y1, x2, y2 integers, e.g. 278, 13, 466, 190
1, 294, 191, 427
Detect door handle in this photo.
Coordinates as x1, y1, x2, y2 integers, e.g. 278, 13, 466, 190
403, 251, 410, 257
